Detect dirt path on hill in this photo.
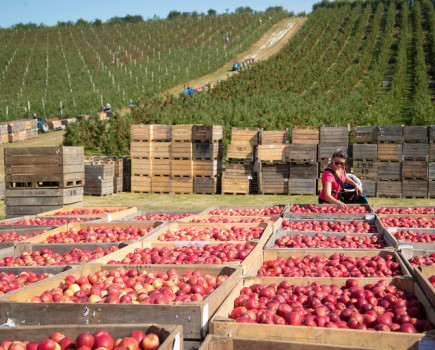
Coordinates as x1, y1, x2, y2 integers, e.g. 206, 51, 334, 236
161, 17, 306, 97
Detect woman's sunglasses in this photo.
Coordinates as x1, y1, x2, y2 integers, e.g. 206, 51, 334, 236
334, 161, 345, 166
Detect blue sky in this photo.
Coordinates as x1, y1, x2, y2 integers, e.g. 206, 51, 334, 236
0, 0, 317, 28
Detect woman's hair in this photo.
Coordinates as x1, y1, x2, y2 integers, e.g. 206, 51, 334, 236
332, 148, 347, 160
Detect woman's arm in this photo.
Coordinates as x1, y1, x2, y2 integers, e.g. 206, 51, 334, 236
345, 176, 363, 195
324, 181, 346, 208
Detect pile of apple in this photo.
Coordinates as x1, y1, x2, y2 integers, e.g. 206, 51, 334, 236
230, 279, 435, 333
428, 275, 435, 288
390, 230, 435, 243
274, 233, 386, 249
281, 220, 377, 233
290, 205, 369, 214
257, 253, 402, 278
376, 207, 435, 215
380, 216, 435, 229
0, 246, 119, 267
107, 243, 255, 265
0, 218, 88, 226
40, 225, 155, 243
157, 226, 265, 241
0, 230, 47, 243
128, 213, 193, 221
28, 267, 228, 304
207, 206, 283, 216
408, 254, 435, 267
187, 217, 275, 224
49, 208, 125, 216
0, 330, 161, 350
0, 271, 52, 295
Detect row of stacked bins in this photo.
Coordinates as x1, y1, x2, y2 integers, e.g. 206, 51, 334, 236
84, 156, 124, 196
0, 119, 38, 144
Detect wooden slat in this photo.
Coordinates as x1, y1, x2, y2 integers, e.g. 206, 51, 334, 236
353, 126, 377, 143
377, 162, 402, 180
291, 126, 319, 144
377, 143, 403, 161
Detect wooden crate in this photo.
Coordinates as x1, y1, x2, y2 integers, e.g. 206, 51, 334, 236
291, 126, 319, 144
35, 207, 137, 220
194, 160, 223, 177
222, 178, 250, 194
430, 125, 435, 143
152, 142, 171, 159
415, 266, 435, 309
383, 228, 435, 250
403, 125, 428, 142
49, 120, 63, 130
377, 143, 403, 161
377, 125, 403, 142
286, 144, 317, 162
317, 143, 348, 160
361, 179, 377, 197
152, 125, 171, 141
261, 179, 288, 194
353, 143, 377, 160
227, 144, 254, 160
402, 180, 428, 198
194, 176, 221, 194
288, 178, 317, 195
256, 145, 286, 162
0, 264, 241, 340
319, 125, 350, 143
0, 124, 9, 135
431, 145, 435, 161
193, 142, 223, 160
170, 142, 192, 159
377, 180, 402, 198
85, 163, 114, 180
131, 158, 152, 176
260, 130, 289, 145
84, 178, 113, 196
353, 160, 377, 179
4, 146, 83, 167
130, 142, 151, 158
7, 121, 26, 133
231, 127, 260, 146
152, 159, 171, 176
5, 202, 83, 217
5, 187, 83, 206
200, 205, 286, 217
171, 177, 193, 194
210, 277, 435, 350
0, 324, 183, 350
179, 215, 282, 230
224, 163, 252, 179
171, 159, 192, 178
283, 204, 374, 220
353, 126, 377, 143
403, 143, 429, 160
8, 132, 20, 143
131, 125, 152, 142
402, 160, 428, 179
192, 125, 223, 142
430, 162, 435, 179
0, 133, 9, 145
261, 163, 289, 180
171, 124, 192, 142
131, 176, 151, 193
289, 162, 318, 179
377, 162, 401, 180
152, 177, 171, 193
113, 176, 123, 193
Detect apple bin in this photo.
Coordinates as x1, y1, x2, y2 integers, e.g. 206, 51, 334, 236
178, 215, 282, 230
414, 266, 435, 309
0, 215, 104, 227
199, 205, 287, 217
244, 250, 411, 278
0, 227, 55, 249
210, 277, 435, 350
382, 228, 435, 250
0, 264, 242, 339
284, 204, 374, 220
118, 210, 201, 222
399, 249, 435, 277
374, 206, 435, 216
0, 324, 183, 350
36, 207, 138, 221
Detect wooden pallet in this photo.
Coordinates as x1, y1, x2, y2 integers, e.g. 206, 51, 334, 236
231, 127, 260, 146
192, 142, 223, 160
376, 180, 402, 198
0, 133, 9, 145
353, 126, 377, 143
403, 143, 429, 160
170, 159, 193, 178
353, 143, 378, 160
260, 130, 289, 145
289, 162, 318, 179
6, 174, 84, 189
286, 144, 317, 162
402, 180, 428, 198
319, 125, 350, 143
170, 142, 192, 160
171, 124, 192, 142
288, 178, 317, 195
377, 143, 403, 161
170, 177, 193, 194
402, 161, 428, 180
353, 160, 377, 179
227, 144, 254, 160
403, 126, 428, 142
192, 125, 222, 142
222, 178, 250, 194
193, 176, 221, 194
361, 179, 377, 197
377, 125, 403, 142
377, 162, 402, 180
291, 126, 319, 144
256, 145, 286, 162
193, 159, 223, 177
4, 187, 84, 206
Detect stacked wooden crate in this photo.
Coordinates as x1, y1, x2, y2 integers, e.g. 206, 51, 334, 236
0, 124, 8, 145
430, 125, 435, 198
318, 125, 350, 173
402, 126, 429, 198
4, 147, 84, 217
258, 130, 289, 194
376, 125, 403, 198
150, 125, 171, 194
287, 126, 319, 195
192, 125, 223, 194
353, 126, 378, 197
25, 119, 38, 139
84, 158, 114, 196
171, 125, 193, 194
7, 120, 27, 143
223, 127, 260, 194
130, 124, 152, 193
111, 157, 124, 193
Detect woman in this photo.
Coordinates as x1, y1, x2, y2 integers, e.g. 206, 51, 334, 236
319, 149, 364, 208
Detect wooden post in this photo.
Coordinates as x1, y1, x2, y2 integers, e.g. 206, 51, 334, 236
60, 100, 63, 115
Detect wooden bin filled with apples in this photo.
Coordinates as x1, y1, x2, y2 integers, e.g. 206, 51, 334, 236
199, 205, 287, 217
399, 248, 435, 277
284, 204, 374, 220
0, 226, 56, 249
0, 264, 242, 340
382, 228, 435, 250
178, 215, 282, 230
414, 265, 435, 309
244, 249, 411, 278
0, 215, 104, 227
118, 211, 201, 222
36, 207, 138, 221
0, 324, 183, 350
143, 222, 274, 246
210, 276, 435, 350
373, 206, 435, 216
